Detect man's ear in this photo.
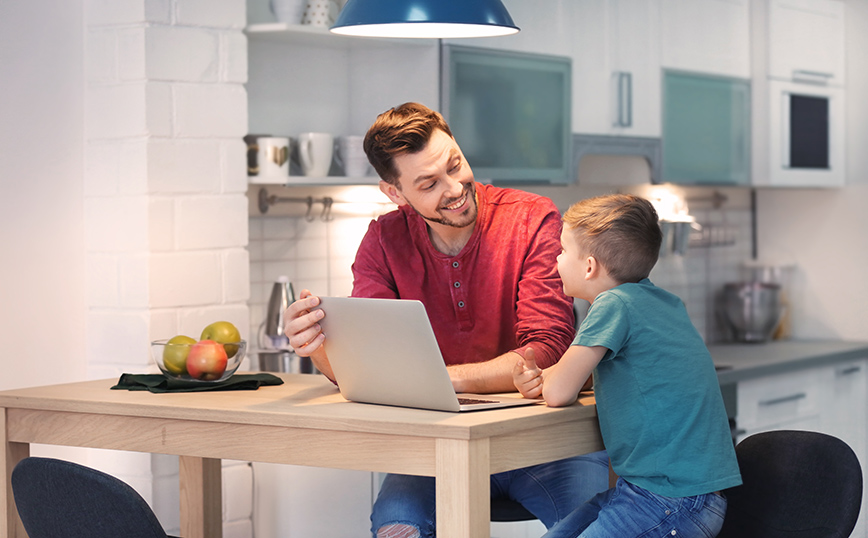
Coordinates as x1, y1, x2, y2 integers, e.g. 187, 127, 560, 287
379, 180, 406, 206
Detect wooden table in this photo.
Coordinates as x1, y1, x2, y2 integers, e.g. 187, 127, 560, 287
1, 373, 602, 538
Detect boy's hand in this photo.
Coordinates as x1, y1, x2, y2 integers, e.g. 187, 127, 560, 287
513, 347, 543, 399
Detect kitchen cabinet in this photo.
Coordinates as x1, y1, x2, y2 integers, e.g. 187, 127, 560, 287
822, 360, 867, 538
750, 0, 846, 188
767, 0, 845, 86
661, 71, 751, 185
660, 0, 751, 79
571, 0, 661, 137
735, 366, 822, 440
735, 358, 868, 538
253, 463, 375, 538
446, 0, 661, 138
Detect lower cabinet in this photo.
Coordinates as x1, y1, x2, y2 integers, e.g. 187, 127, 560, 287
252, 463, 375, 537
736, 358, 868, 538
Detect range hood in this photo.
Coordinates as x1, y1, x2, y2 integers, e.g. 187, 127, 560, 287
572, 134, 661, 185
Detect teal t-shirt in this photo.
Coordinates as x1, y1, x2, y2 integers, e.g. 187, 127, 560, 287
575, 279, 742, 497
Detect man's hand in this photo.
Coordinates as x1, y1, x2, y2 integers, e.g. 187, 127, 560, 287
284, 290, 326, 356
283, 290, 336, 382
512, 347, 544, 399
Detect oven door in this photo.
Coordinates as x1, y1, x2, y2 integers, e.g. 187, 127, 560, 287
768, 79, 845, 187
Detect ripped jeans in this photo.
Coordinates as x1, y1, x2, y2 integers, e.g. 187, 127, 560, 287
370, 450, 610, 537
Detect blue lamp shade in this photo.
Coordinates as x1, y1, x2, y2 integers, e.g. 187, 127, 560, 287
330, 0, 520, 39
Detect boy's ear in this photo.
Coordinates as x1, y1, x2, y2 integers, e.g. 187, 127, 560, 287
585, 255, 600, 280
379, 180, 406, 206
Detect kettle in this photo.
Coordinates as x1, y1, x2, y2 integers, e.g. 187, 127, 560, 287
264, 276, 295, 350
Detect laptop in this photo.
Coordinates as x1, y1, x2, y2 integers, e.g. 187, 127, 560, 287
314, 296, 540, 412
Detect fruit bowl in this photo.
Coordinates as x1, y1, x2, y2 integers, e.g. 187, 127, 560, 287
150, 339, 247, 383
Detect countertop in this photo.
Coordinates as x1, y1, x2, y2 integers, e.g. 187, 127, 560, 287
710, 339, 868, 386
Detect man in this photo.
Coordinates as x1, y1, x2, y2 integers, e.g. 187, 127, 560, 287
284, 102, 608, 538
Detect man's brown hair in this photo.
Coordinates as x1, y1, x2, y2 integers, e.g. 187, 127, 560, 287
363, 102, 454, 186
562, 194, 662, 284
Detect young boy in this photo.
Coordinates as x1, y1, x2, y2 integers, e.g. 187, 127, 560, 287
514, 193, 741, 538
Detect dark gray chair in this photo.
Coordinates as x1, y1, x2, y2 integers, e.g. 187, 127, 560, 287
491, 497, 537, 522
718, 430, 863, 538
11, 457, 177, 538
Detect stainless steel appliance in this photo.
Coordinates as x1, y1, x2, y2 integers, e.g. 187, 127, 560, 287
257, 276, 313, 373
722, 281, 783, 343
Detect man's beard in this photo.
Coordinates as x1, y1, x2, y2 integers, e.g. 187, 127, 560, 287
406, 181, 478, 229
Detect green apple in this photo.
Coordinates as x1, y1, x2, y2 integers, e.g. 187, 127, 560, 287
186, 340, 228, 381
200, 321, 242, 358
163, 335, 196, 375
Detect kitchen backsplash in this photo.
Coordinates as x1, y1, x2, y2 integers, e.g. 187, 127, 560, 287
248, 192, 754, 347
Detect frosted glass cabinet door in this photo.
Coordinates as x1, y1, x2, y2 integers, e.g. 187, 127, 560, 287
662, 72, 750, 185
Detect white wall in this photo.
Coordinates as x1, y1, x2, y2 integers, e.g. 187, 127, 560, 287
755, 0, 868, 341
0, 1, 89, 391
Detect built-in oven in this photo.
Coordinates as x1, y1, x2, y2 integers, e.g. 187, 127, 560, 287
763, 77, 845, 187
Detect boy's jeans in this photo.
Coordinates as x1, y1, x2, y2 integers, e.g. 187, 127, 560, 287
543, 478, 727, 538
370, 450, 610, 537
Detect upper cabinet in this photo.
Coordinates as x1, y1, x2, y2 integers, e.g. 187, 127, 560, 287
768, 0, 845, 86
751, 0, 846, 187
660, 0, 751, 79
572, 0, 661, 138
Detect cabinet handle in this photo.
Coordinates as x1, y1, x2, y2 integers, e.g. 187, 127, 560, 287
759, 392, 806, 407
837, 366, 862, 376
792, 70, 834, 85
614, 72, 632, 128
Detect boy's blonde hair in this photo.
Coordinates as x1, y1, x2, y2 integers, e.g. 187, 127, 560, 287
562, 194, 662, 284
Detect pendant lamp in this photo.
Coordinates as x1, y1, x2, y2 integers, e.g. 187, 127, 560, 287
330, 0, 520, 39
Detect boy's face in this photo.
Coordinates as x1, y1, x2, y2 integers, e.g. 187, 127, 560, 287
557, 228, 592, 302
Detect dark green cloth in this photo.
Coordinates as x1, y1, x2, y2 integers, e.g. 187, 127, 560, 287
111, 373, 284, 393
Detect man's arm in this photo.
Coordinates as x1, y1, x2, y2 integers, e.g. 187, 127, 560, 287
512, 199, 577, 367
448, 350, 524, 393
451, 199, 576, 394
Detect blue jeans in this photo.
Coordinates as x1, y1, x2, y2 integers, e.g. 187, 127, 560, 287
542, 478, 727, 538
370, 450, 610, 537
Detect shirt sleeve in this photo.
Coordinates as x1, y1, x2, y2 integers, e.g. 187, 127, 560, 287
350, 220, 400, 299
513, 199, 576, 369
574, 291, 629, 359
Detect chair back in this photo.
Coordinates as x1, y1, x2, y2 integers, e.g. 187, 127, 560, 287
11, 457, 170, 538
718, 430, 863, 538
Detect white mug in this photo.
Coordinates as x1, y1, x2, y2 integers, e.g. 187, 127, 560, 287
301, 0, 339, 27
270, 0, 308, 23
252, 137, 290, 183
335, 135, 371, 177
298, 132, 334, 177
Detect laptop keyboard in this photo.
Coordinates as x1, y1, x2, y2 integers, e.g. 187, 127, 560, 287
458, 397, 499, 405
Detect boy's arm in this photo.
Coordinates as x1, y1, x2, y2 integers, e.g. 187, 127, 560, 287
541, 345, 608, 407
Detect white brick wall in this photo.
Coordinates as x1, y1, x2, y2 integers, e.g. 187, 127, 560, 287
84, 0, 251, 535
248, 211, 378, 344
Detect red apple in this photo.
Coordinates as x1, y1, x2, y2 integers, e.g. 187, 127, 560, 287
186, 340, 228, 381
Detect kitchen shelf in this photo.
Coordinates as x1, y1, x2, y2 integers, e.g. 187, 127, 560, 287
250, 175, 380, 187
244, 23, 437, 49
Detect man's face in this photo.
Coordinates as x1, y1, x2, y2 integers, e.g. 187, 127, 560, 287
382, 129, 478, 230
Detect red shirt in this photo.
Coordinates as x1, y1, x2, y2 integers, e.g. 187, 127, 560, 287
351, 184, 575, 369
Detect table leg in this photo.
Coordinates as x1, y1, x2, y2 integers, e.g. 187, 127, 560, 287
1, 410, 28, 538
179, 456, 222, 538
436, 438, 490, 538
